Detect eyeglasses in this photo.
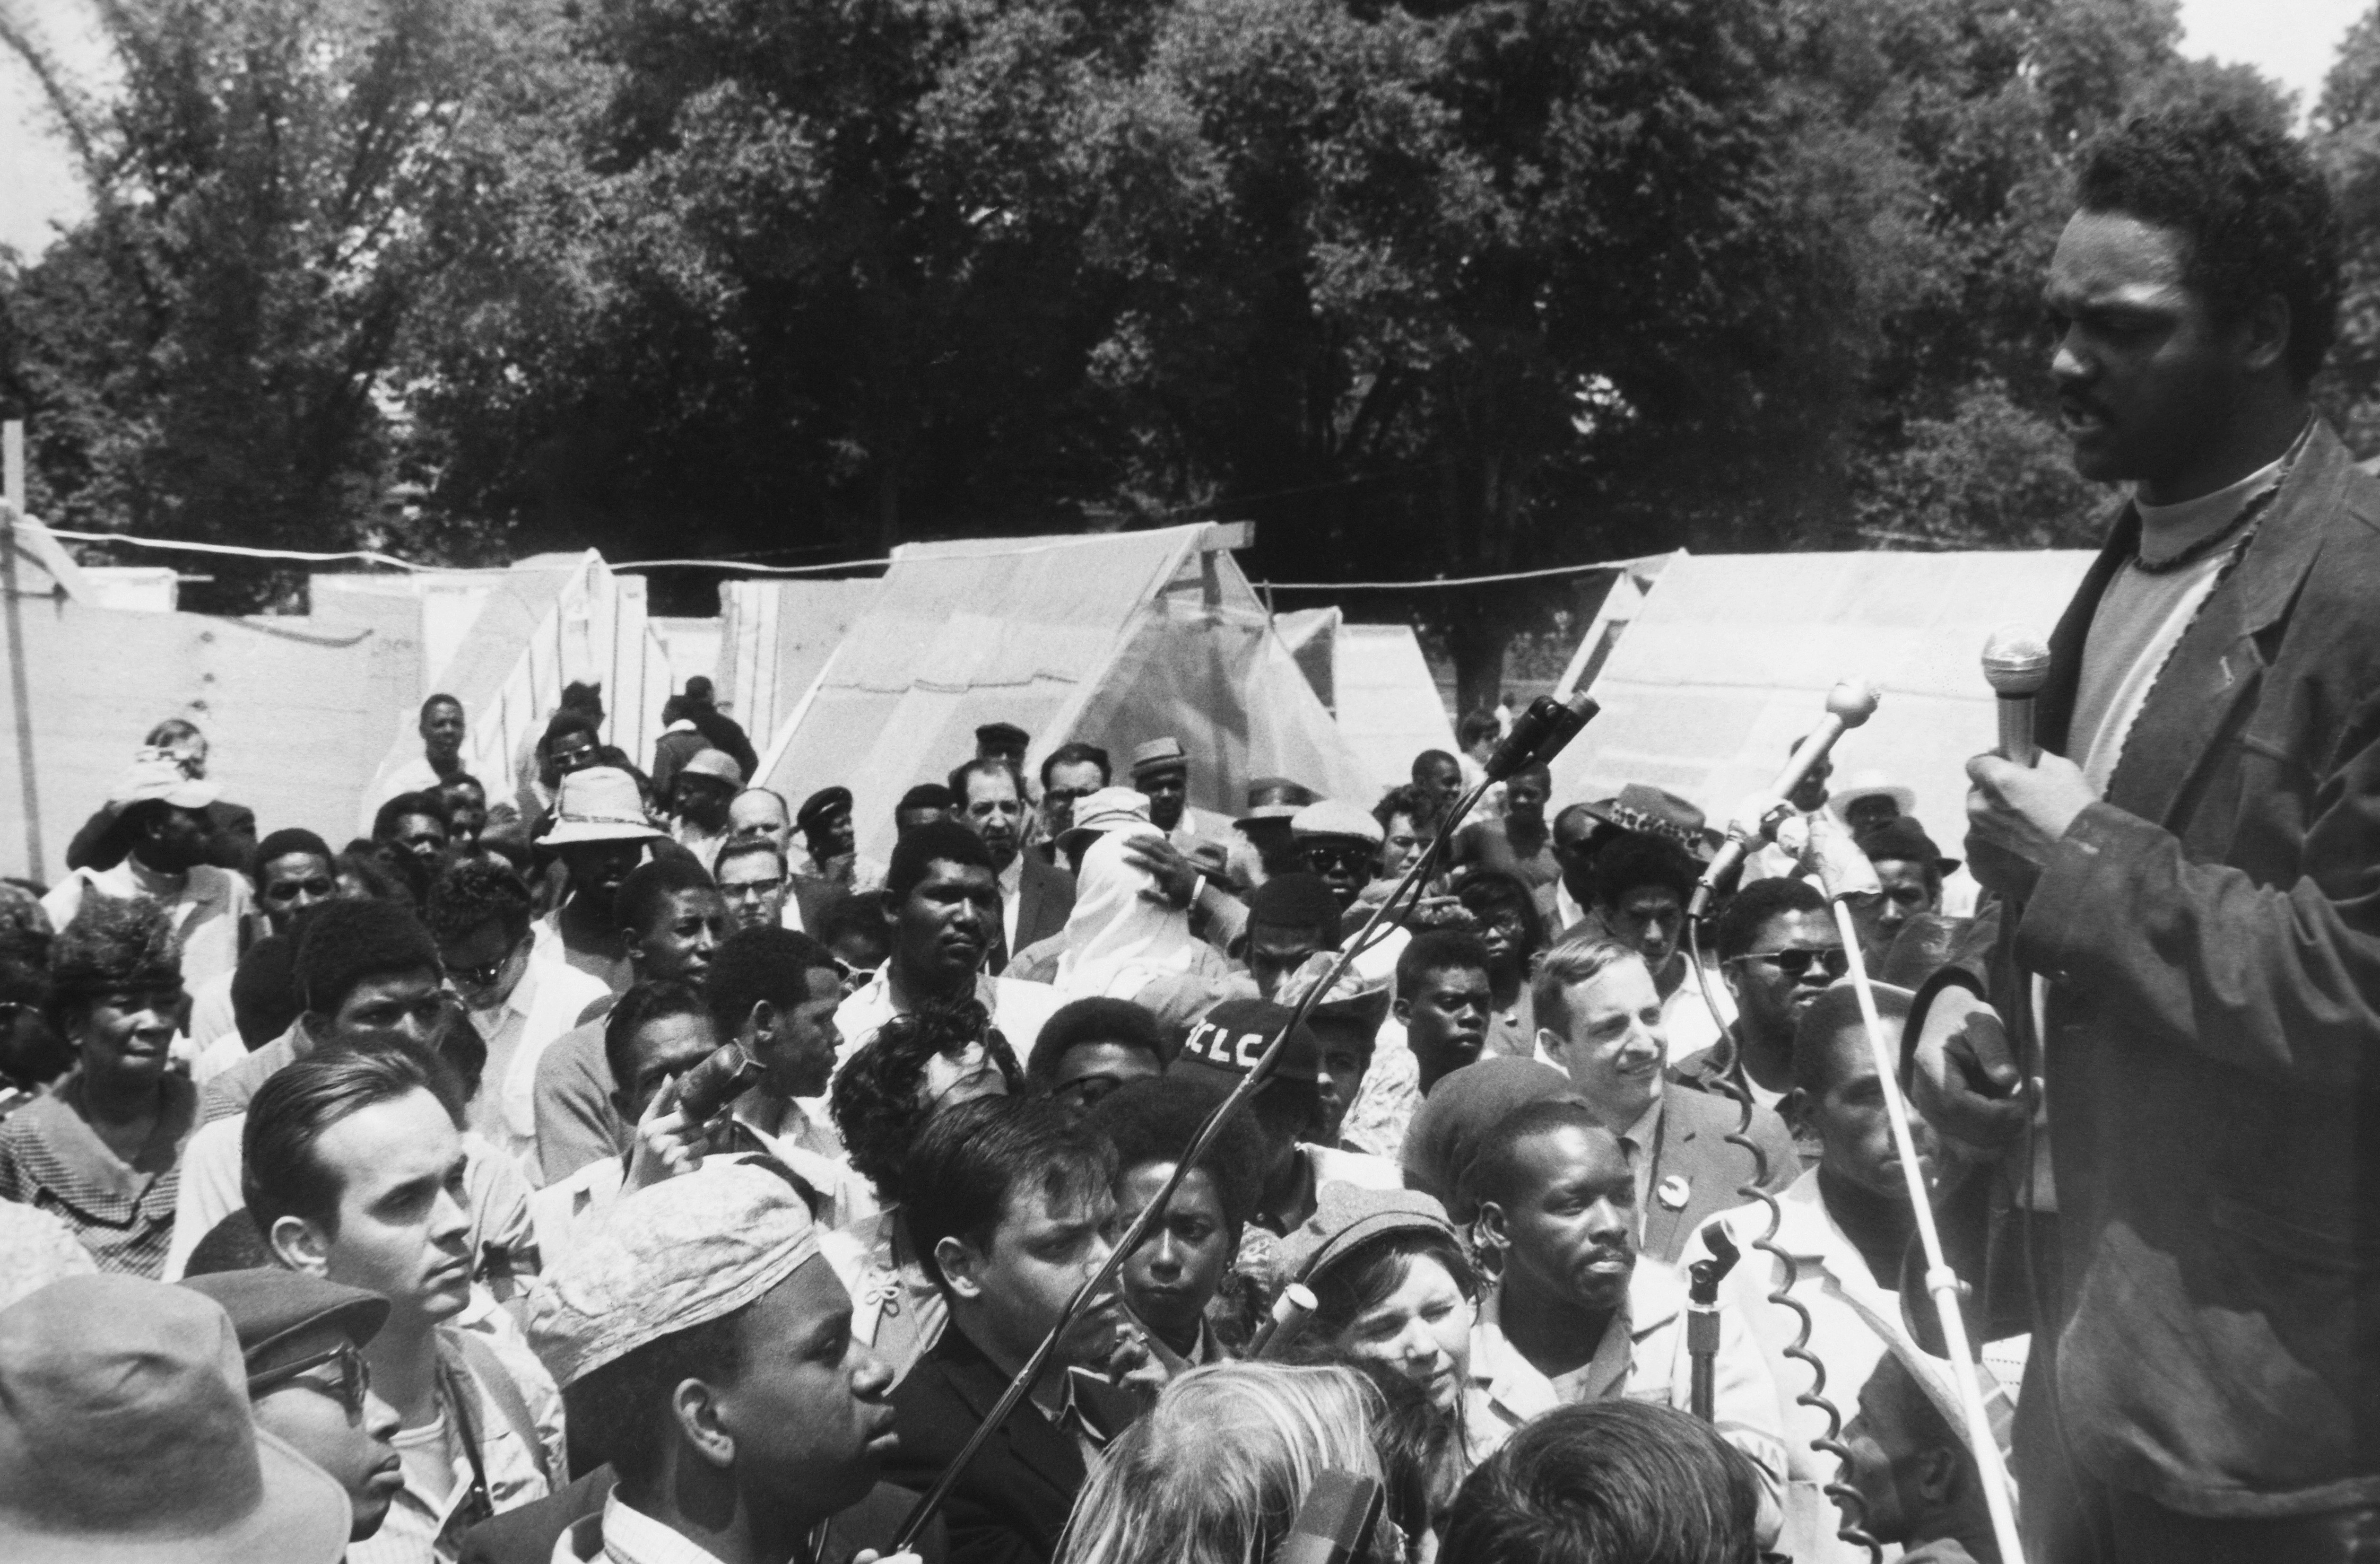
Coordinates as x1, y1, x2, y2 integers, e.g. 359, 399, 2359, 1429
248, 1341, 372, 1418
1302, 844, 1375, 876
721, 877, 787, 900
1730, 947, 1850, 981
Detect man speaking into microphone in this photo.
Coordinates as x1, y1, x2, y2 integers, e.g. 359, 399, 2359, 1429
1909, 107, 2380, 1561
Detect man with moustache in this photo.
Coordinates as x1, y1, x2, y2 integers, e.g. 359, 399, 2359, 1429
1908, 107, 2380, 1560
950, 759, 1074, 975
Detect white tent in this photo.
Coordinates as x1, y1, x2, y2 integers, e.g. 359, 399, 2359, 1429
713, 578, 884, 768
1331, 624, 1458, 795
1553, 550, 2097, 851
0, 515, 424, 880
343, 553, 674, 826
753, 524, 1374, 862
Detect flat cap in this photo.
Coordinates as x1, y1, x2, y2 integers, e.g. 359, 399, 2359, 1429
527, 1161, 822, 1388
1290, 799, 1383, 845
975, 722, 1030, 749
179, 1270, 388, 1365
1279, 1182, 1457, 1288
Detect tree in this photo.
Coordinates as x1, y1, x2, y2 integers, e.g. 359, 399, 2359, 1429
0, 0, 529, 606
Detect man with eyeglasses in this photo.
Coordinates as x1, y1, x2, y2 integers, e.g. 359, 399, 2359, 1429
182, 1267, 408, 1544
1673, 876, 1846, 1169
1288, 799, 1383, 916
1036, 742, 1112, 865
1533, 936, 1798, 1265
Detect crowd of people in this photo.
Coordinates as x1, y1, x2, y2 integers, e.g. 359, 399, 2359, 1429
1, 104, 2375, 1564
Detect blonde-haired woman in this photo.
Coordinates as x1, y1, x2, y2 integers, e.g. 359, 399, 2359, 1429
1058, 1363, 1410, 1564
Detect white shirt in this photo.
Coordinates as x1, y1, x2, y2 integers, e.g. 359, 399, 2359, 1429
1684, 1171, 1988, 1564
998, 853, 1025, 950
588, 1489, 731, 1564
42, 857, 252, 990
481, 959, 614, 1171
1466, 1258, 1786, 1544
831, 966, 1064, 1075
346, 1329, 560, 1564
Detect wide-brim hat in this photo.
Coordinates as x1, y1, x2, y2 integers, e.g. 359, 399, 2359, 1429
542, 766, 664, 846
1056, 787, 1154, 860
1234, 776, 1315, 829
1828, 772, 1918, 824
109, 756, 220, 813
1581, 783, 1711, 859
1855, 814, 1959, 876
678, 749, 745, 788
0, 1276, 350, 1564
1129, 736, 1189, 778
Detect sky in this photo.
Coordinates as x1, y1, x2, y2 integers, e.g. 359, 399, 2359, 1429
0, 0, 2372, 257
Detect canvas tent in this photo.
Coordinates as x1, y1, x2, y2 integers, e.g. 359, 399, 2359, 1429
753, 524, 1374, 863
1, 513, 423, 883
1330, 625, 1459, 794
713, 578, 883, 763
1552, 549, 2097, 852
344, 553, 675, 829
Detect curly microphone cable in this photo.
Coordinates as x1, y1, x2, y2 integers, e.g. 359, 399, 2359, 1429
1685, 912, 1882, 1564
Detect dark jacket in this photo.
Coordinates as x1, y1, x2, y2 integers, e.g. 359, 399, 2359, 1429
1015, 852, 1075, 956
457, 1468, 947, 1564
880, 1326, 1142, 1564
1637, 1076, 1802, 1267
687, 703, 761, 783
1916, 421, 2380, 1518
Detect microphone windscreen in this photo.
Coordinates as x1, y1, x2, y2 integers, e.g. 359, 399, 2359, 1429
1982, 628, 2052, 697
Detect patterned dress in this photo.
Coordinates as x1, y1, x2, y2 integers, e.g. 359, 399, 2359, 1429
0, 1071, 197, 1277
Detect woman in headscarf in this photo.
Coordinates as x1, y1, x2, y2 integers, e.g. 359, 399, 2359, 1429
0, 896, 194, 1276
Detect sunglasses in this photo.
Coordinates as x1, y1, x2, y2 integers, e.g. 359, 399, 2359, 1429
249, 1341, 372, 1418
1302, 844, 1375, 876
1731, 947, 1850, 981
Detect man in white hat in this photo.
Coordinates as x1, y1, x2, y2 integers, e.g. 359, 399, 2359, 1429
534, 767, 665, 993
523, 1162, 917, 1564
43, 755, 254, 988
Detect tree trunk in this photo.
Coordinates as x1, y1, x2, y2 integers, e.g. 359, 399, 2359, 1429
1449, 595, 1510, 727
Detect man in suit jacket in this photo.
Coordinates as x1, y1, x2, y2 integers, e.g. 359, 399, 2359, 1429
881, 1096, 1147, 1564
1911, 108, 2380, 1560
1531, 937, 1799, 1266
950, 758, 1075, 974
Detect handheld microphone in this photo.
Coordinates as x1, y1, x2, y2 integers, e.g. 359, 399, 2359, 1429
1981, 627, 2051, 769
1276, 1469, 1387, 1564
1688, 680, 1880, 919
671, 1040, 764, 1126
1484, 691, 1601, 781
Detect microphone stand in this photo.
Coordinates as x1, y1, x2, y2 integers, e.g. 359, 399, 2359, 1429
1808, 832, 2027, 1564
887, 695, 1598, 1551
